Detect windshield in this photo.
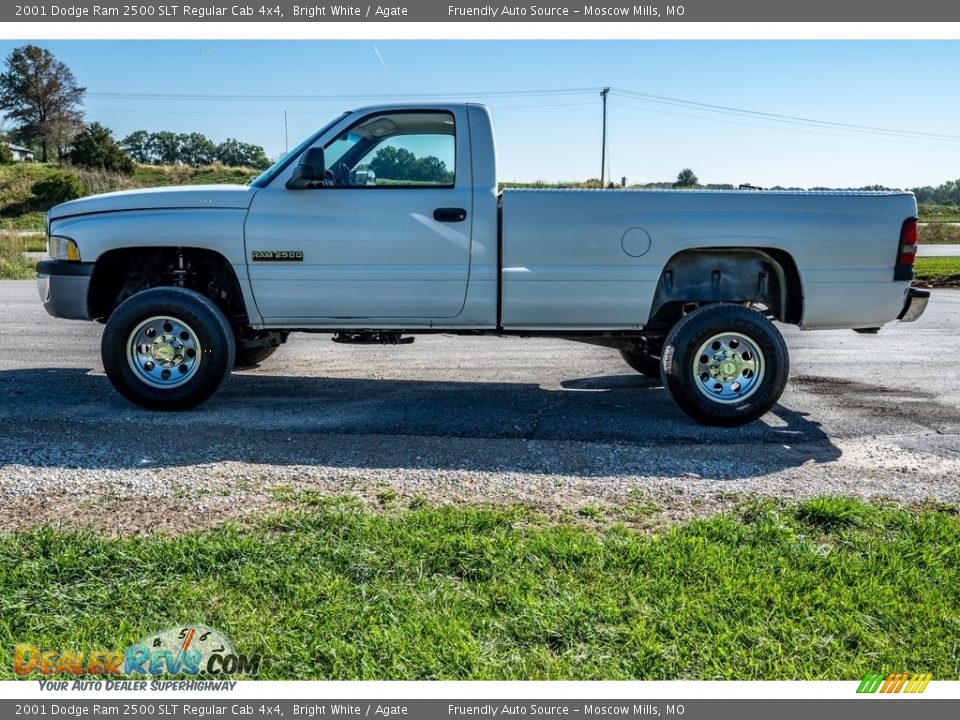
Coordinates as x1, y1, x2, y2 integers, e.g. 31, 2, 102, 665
249, 112, 350, 188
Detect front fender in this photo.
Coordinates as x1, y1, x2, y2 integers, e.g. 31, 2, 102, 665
50, 208, 261, 325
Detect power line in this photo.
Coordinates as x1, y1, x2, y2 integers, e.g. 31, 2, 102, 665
609, 101, 960, 150
611, 86, 960, 142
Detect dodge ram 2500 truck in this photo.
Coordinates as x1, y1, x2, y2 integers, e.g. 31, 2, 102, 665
37, 103, 929, 425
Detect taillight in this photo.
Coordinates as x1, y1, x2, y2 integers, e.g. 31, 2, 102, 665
894, 217, 918, 280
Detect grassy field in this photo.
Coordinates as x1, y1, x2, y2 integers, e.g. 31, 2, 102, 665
1, 497, 957, 680
0, 234, 38, 279
0, 162, 260, 234
915, 256, 960, 286
0, 246, 35, 279
919, 203, 960, 224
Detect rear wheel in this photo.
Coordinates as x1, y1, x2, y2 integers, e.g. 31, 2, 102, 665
101, 287, 235, 410
661, 303, 788, 426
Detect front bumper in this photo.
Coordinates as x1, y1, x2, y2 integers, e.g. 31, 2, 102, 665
898, 287, 930, 323
36, 260, 95, 320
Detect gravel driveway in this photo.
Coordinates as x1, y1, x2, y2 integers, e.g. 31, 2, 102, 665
1, 280, 958, 535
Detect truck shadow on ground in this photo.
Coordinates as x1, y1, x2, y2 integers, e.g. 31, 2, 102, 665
0, 368, 840, 478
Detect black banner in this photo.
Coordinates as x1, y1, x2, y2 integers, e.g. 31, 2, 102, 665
2, 699, 959, 720
4, 0, 960, 23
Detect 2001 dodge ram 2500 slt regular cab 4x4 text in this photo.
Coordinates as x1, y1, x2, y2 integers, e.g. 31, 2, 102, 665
37, 103, 929, 425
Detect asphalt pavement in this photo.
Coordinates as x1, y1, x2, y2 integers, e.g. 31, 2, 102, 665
1, 280, 958, 534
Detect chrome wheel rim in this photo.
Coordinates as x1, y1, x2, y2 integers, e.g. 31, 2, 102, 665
127, 315, 202, 389
693, 332, 765, 404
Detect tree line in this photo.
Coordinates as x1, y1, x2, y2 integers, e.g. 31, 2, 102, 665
912, 180, 960, 206
120, 130, 269, 169
0, 44, 270, 172
364, 146, 453, 184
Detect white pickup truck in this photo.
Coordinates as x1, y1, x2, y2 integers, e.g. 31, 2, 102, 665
37, 103, 928, 425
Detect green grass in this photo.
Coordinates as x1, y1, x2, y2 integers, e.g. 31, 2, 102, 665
0, 212, 46, 233
131, 163, 259, 188
0, 236, 38, 279
2, 498, 958, 680
919, 203, 960, 224
0, 162, 259, 234
915, 256, 960, 286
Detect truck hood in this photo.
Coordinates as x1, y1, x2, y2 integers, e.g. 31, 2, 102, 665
48, 184, 257, 221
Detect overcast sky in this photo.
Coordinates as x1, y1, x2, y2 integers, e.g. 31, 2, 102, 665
2, 40, 959, 188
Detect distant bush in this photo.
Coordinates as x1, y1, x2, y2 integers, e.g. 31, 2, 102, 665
69, 123, 135, 174
215, 138, 270, 170
31, 172, 84, 207
0, 142, 12, 164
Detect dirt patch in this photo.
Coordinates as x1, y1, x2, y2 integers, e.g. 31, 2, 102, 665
791, 374, 960, 435
915, 278, 960, 289
0, 478, 741, 538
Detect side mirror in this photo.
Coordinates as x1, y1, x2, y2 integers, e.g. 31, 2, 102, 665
286, 147, 326, 189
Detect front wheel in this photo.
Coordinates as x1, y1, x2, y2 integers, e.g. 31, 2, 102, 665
101, 287, 236, 410
661, 304, 789, 426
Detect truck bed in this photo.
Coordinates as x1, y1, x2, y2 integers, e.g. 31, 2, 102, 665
499, 188, 917, 330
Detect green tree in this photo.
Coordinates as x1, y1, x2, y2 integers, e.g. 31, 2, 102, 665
366, 146, 451, 184
69, 122, 134, 173
0, 45, 85, 163
148, 131, 181, 165
216, 138, 269, 169
121, 130, 152, 164
367, 145, 417, 181
412, 155, 453, 184
178, 132, 217, 167
673, 168, 699, 188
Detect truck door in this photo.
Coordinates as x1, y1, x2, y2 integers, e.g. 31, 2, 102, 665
245, 109, 473, 322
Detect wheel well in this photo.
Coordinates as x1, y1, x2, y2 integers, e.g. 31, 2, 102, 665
648, 248, 803, 327
88, 247, 248, 324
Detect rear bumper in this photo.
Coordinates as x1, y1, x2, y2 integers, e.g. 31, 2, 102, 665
36, 260, 94, 320
897, 287, 930, 322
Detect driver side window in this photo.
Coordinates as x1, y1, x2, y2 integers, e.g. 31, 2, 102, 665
322, 111, 456, 188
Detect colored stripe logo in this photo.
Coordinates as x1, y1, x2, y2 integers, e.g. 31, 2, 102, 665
857, 672, 932, 694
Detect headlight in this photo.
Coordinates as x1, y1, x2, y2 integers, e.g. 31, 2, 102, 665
47, 235, 81, 261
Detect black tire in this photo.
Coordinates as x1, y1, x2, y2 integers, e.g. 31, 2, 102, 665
620, 348, 662, 378
234, 345, 278, 368
661, 303, 789, 426
101, 287, 235, 410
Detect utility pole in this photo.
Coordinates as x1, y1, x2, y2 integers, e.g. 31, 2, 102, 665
283, 110, 289, 154
600, 87, 610, 187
